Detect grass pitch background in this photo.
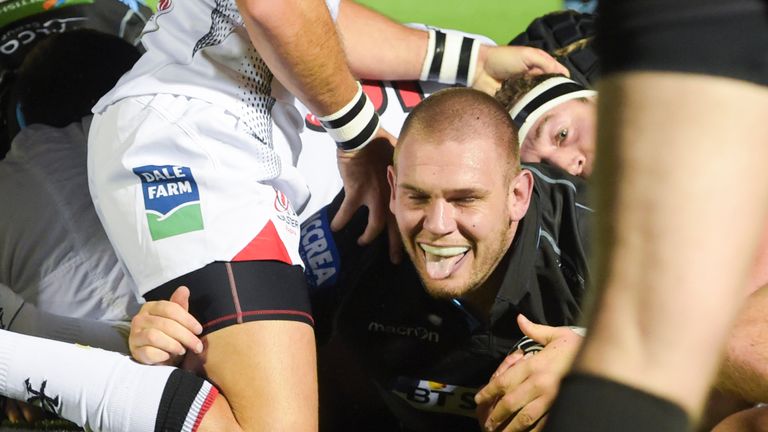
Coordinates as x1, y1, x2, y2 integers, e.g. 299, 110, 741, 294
356, 0, 562, 45
141, 1, 563, 45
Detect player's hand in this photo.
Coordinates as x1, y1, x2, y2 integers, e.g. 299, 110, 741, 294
475, 315, 583, 432
332, 127, 403, 263
129, 286, 204, 366
472, 45, 569, 96
1, 397, 49, 423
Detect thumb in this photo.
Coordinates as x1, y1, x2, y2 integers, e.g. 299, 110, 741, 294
170, 285, 191, 311
517, 314, 557, 345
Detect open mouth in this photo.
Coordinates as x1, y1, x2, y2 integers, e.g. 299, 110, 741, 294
419, 243, 469, 279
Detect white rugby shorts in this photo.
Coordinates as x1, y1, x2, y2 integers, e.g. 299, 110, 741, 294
88, 94, 304, 296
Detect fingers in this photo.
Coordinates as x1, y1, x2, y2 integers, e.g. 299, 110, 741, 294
519, 46, 570, 77
129, 299, 204, 365
517, 314, 557, 345
169, 285, 191, 311
492, 350, 525, 379
483, 376, 554, 432
500, 398, 550, 432
330, 192, 356, 232
358, 200, 386, 245
476, 356, 529, 407
18, 401, 46, 423
333, 134, 396, 244
4, 398, 22, 423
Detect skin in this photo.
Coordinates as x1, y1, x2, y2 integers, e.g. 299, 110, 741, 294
131, 90, 540, 431
563, 72, 768, 423
387, 113, 533, 316
475, 315, 583, 432
519, 98, 596, 177
139, 0, 565, 429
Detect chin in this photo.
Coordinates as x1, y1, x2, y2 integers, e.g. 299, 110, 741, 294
420, 277, 472, 300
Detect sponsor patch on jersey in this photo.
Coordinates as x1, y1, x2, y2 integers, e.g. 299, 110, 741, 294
299, 208, 340, 288
133, 165, 204, 240
390, 376, 478, 418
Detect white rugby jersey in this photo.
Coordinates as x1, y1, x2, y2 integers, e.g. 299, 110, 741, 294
93, 0, 341, 149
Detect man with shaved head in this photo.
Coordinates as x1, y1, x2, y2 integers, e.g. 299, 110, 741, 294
127, 87, 593, 431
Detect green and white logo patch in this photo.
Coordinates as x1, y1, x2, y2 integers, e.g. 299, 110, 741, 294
133, 165, 204, 240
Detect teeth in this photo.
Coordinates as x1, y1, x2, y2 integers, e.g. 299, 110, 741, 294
419, 243, 469, 257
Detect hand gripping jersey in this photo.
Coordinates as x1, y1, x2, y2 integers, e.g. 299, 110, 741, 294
300, 163, 592, 432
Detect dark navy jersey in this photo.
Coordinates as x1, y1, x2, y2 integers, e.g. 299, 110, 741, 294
300, 163, 592, 432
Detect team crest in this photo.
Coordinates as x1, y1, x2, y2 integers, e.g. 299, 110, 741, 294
133, 165, 204, 240
157, 0, 172, 12
142, 0, 172, 35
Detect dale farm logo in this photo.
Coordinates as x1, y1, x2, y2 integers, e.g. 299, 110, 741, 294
133, 165, 204, 241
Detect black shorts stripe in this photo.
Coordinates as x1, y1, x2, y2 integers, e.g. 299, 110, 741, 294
146, 261, 313, 336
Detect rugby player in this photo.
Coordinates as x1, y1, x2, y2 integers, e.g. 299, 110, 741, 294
496, 73, 597, 178
541, 1, 768, 431
86, 0, 567, 429
130, 87, 592, 431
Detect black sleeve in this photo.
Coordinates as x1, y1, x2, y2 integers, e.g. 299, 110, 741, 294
299, 191, 390, 343
524, 163, 592, 325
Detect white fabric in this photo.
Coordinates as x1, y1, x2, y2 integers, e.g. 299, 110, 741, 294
0, 122, 140, 321
507, 77, 597, 145
88, 95, 303, 295
0, 282, 129, 352
292, 78, 456, 220
0, 329, 174, 431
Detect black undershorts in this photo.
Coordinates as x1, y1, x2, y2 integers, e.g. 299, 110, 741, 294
597, 0, 768, 86
145, 260, 313, 336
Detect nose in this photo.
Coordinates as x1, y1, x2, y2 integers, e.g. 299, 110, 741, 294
423, 200, 456, 235
569, 153, 586, 176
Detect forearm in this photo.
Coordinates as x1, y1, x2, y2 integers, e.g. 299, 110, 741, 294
335, 0, 427, 80
237, 0, 358, 116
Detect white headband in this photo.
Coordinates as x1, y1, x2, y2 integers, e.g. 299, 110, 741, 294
508, 77, 597, 146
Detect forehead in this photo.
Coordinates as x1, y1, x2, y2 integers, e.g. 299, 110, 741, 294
532, 98, 595, 128
396, 134, 508, 185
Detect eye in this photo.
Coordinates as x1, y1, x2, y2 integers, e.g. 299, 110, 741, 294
407, 194, 429, 204
556, 128, 569, 143
452, 196, 478, 206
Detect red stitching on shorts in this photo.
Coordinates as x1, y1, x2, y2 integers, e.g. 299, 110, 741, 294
202, 309, 315, 328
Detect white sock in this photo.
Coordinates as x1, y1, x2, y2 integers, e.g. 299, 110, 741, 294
0, 283, 129, 353
0, 330, 217, 431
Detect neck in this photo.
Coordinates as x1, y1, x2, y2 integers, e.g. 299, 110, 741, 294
458, 250, 513, 323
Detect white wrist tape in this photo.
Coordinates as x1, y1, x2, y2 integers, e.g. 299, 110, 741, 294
508, 77, 597, 146
318, 82, 381, 152
419, 29, 481, 86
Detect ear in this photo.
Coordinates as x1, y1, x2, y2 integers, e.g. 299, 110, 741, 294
387, 165, 397, 214
508, 169, 534, 222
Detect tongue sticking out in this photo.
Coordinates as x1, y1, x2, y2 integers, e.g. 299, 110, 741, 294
420, 244, 469, 279
425, 253, 464, 279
